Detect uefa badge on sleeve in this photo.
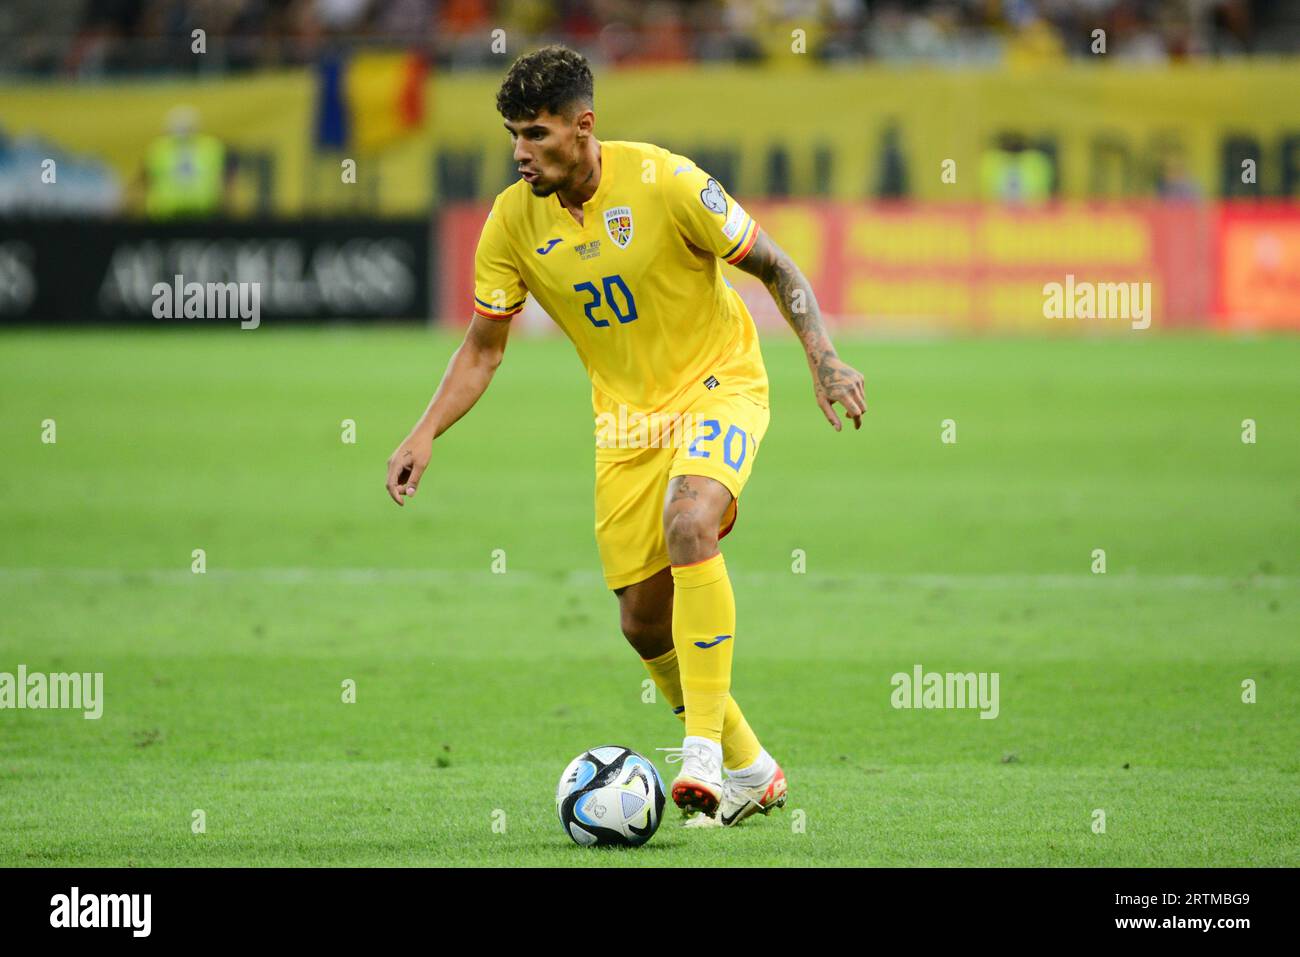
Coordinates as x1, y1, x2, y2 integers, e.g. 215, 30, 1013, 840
699, 178, 727, 215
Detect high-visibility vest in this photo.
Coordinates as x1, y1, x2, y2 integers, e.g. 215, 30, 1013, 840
145, 133, 225, 218
979, 149, 1053, 202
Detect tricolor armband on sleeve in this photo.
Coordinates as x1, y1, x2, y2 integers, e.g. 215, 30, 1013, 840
722, 216, 758, 265
473, 296, 526, 320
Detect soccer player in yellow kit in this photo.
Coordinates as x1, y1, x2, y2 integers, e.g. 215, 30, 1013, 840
385, 46, 866, 826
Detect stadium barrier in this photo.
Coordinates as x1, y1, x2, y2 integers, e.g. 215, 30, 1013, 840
441, 200, 1299, 332
4, 202, 1293, 329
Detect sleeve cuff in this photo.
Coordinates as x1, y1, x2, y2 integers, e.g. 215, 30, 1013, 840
723, 219, 759, 264
473, 296, 526, 319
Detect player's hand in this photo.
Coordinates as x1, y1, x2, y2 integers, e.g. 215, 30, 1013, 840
813, 354, 867, 431
385, 433, 433, 506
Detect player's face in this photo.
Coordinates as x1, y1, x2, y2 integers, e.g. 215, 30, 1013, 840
504, 109, 588, 198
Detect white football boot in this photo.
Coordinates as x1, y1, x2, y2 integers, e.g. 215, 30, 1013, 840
659, 738, 723, 817
717, 761, 788, 827
681, 759, 789, 829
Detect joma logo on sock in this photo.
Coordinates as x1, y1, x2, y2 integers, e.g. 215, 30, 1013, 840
50, 887, 151, 937
693, 634, 732, 649
890, 664, 999, 719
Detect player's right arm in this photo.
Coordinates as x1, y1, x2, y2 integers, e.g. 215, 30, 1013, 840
385, 314, 511, 506
385, 199, 525, 507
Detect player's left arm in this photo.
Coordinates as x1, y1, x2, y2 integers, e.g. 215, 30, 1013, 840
733, 230, 867, 431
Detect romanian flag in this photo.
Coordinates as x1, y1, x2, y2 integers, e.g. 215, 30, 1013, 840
315, 51, 427, 153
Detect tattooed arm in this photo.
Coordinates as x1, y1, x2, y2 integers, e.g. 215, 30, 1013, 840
732, 230, 867, 431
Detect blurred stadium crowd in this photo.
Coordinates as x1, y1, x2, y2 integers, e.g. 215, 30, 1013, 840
1, 0, 1293, 75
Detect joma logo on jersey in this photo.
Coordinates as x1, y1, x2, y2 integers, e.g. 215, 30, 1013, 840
603, 206, 633, 249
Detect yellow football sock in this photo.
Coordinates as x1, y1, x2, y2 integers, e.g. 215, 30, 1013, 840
670, 552, 735, 744
641, 647, 689, 720
640, 647, 762, 771
720, 696, 762, 771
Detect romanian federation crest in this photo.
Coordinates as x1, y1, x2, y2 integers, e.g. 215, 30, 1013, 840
603, 206, 634, 249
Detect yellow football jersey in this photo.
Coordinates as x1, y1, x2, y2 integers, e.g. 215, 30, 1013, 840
472, 140, 769, 437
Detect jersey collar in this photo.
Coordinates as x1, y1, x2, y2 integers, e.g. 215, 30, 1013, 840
549, 140, 612, 229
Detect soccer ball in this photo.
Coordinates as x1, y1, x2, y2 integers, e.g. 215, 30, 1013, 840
556, 745, 666, 847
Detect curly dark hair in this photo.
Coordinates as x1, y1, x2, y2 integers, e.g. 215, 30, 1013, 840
495, 45, 594, 122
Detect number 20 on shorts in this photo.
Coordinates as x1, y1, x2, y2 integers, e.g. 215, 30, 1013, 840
688, 419, 747, 472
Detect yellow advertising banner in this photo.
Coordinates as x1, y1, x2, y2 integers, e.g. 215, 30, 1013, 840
1, 62, 1297, 216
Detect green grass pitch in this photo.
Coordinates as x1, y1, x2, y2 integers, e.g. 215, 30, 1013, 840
0, 328, 1296, 867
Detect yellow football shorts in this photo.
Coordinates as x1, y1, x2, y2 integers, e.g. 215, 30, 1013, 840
593, 391, 771, 591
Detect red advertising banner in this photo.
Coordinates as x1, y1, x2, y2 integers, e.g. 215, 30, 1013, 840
441, 201, 1296, 333
1214, 203, 1300, 331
